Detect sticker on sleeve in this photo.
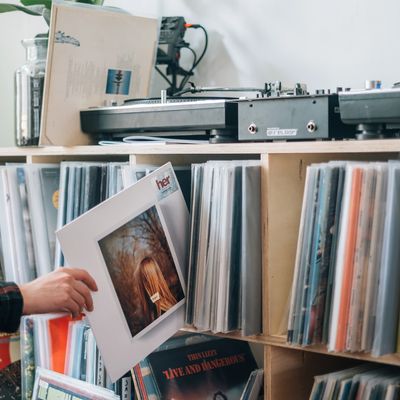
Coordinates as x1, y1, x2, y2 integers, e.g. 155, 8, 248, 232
106, 69, 132, 95
154, 167, 178, 200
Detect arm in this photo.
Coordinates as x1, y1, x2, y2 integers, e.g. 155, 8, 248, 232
19, 267, 98, 317
0, 281, 23, 333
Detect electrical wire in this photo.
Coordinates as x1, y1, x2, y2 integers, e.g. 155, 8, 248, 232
178, 46, 197, 90
177, 24, 208, 92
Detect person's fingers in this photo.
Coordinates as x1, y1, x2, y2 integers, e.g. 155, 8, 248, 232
63, 297, 82, 318
67, 285, 87, 313
74, 280, 94, 312
63, 267, 98, 292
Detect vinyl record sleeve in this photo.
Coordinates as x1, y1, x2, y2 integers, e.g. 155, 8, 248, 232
373, 161, 400, 356
39, 1, 158, 146
146, 338, 258, 400
57, 162, 189, 382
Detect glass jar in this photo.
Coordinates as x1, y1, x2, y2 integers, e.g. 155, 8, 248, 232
15, 36, 48, 146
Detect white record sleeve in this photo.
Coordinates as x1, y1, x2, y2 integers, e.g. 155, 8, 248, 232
57, 162, 189, 382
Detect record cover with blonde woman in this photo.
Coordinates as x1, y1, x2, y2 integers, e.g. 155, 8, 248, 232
57, 162, 189, 382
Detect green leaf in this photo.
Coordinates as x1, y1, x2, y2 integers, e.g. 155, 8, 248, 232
0, 3, 42, 15
21, 0, 52, 10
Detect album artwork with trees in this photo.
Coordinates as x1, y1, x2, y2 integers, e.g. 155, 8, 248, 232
98, 204, 185, 339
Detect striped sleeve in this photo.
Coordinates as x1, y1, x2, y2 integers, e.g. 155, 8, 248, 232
0, 282, 23, 333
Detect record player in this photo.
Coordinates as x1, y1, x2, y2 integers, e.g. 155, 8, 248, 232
80, 81, 400, 143
338, 81, 400, 139
80, 95, 239, 143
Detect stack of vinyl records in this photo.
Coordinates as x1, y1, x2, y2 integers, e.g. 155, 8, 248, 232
0, 159, 191, 282
20, 314, 133, 399
288, 160, 400, 356
185, 160, 262, 336
309, 364, 400, 400
0, 164, 60, 283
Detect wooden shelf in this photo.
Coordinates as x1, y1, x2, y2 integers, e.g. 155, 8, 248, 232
181, 326, 269, 345
266, 335, 400, 367
1, 138, 400, 158
1, 142, 400, 399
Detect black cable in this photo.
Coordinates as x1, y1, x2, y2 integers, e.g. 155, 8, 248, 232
178, 24, 208, 92
190, 24, 208, 69
178, 46, 197, 90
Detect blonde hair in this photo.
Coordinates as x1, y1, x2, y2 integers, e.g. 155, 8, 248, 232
137, 257, 177, 321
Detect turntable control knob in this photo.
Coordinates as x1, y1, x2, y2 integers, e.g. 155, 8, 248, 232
248, 123, 257, 134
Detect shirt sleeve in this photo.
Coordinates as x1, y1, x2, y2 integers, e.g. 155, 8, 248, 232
0, 282, 24, 333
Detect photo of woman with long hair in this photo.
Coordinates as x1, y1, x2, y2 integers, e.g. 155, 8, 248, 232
136, 256, 179, 325
98, 205, 185, 338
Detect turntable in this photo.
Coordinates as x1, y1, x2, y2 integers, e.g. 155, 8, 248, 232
80, 95, 239, 144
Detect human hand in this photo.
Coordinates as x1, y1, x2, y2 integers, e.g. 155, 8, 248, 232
19, 267, 98, 317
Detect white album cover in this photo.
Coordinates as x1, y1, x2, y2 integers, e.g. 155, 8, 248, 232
57, 162, 189, 382
40, 1, 158, 146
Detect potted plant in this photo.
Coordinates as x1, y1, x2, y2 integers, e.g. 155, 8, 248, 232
0, 0, 103, 25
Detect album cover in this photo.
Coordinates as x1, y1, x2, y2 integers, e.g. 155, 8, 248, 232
98, 204, 185, 339
39, 1, 158, 146
0, 333, 21, 400
146, 338, 258, 400
57, 162, 189, 382
32, 367, 119, 400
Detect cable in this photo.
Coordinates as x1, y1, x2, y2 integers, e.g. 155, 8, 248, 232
185, 24, 208, 69
178, 46, 197, 91
178, 24, 208, 92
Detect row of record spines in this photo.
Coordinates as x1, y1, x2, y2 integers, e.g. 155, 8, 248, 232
54, 161, 191, 267
309, 364, 400, 400
287, 160, 400, 357
0, 162, 135, 284
20, 315, 134, 400
185, 160, 262, 336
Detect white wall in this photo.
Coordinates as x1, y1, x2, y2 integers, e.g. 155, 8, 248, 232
1, 0, 400, 146
0, 11, 47, 146
154, 0, 400, 92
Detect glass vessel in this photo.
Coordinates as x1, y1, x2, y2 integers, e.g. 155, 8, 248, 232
15, 36, 48, 146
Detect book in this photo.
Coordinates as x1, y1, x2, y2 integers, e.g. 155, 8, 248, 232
56, 162, 189, 381
39, 1, 158, 146
146, 337, 258, 400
